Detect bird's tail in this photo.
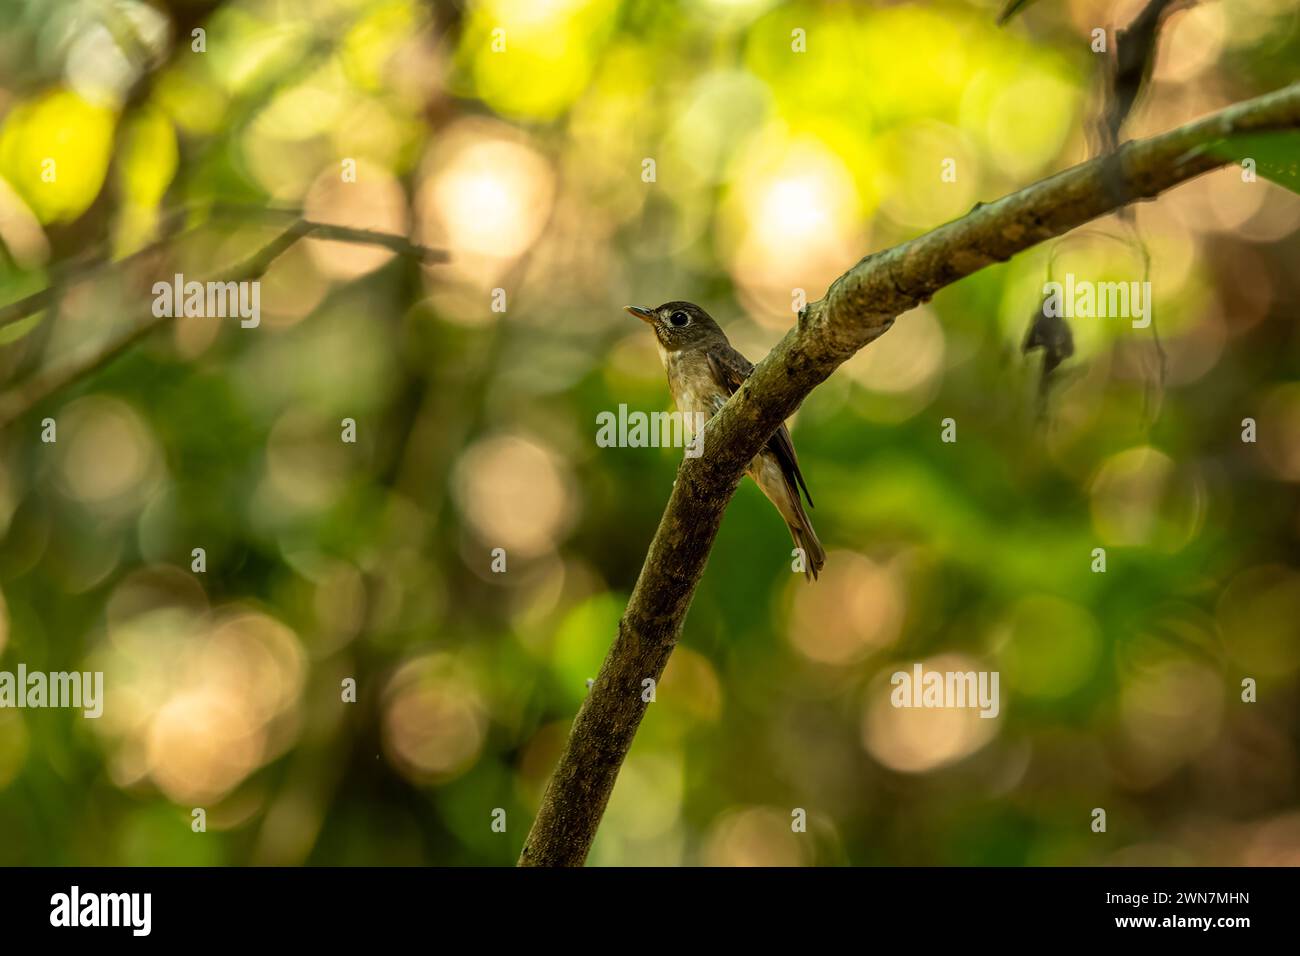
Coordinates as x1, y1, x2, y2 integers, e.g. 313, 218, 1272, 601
788, 499, 826, 582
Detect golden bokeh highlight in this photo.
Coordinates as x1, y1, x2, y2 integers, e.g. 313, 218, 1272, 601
724, 134, 864, 321
452, 433, 577, 560
843, 305, 946, 413
255, 243, 332, 329
702, 806, 809, 867
382, 654, 487, 784
787, 551, 905, 665
92, 603, 305, 805
1242, 813, 1300, 866
146, 690, 264, 805
53, 396, 163, 517
303, 160, 409, 279
1118, 658, 1224, 783
862, 653, 1001, 773
1089, 446, 1206, 551
1152, 3, 1226, 84
202, 614, 307, 725
417, 120, 555, 288
0, 175, 51, 269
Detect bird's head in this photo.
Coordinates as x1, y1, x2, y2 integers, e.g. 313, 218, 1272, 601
624, 301, 722, 351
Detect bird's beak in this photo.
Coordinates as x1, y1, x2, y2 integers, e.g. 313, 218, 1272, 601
625, 305, 656, 325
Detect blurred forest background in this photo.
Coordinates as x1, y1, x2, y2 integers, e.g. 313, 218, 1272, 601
0, 0, 1298, 866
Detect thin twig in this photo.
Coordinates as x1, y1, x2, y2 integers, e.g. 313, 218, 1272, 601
0, 219, 354, 428
0, 207, 446, 333
0, 208, 194, 331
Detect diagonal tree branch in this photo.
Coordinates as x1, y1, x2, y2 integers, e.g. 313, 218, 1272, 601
518, 80, 1300, 866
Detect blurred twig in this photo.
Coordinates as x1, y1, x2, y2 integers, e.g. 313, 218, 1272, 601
519, 81, 1300, 867
0, 209, 446, 333
212, 207, 449, 264
0, 208, 195, 332
0, 218, 446, 429
996, 0, 1037, 26
0, 221, 308, 428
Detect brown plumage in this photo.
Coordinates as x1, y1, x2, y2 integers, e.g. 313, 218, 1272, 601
625, 301, 826, 581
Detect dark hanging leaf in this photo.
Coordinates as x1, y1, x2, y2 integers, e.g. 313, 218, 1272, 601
1022, 294, 1075, 405
1102, 0, 1181, 148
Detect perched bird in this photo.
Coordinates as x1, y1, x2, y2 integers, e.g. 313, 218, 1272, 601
625, 301, 825, 581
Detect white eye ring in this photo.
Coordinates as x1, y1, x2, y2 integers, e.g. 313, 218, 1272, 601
669, 311, 690, 327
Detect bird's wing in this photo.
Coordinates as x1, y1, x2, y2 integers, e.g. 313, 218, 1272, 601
707, 345, 815, 509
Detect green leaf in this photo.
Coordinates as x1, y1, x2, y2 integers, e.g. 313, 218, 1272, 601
1208, 131, 1300, 194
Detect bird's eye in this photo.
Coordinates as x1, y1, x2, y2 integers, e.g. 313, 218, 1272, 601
669, 311, 690, 327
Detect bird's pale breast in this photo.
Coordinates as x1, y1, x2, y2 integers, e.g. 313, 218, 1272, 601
663, 348, 727, 430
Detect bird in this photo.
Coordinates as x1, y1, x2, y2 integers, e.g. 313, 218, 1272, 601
625, 301, 825, 581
